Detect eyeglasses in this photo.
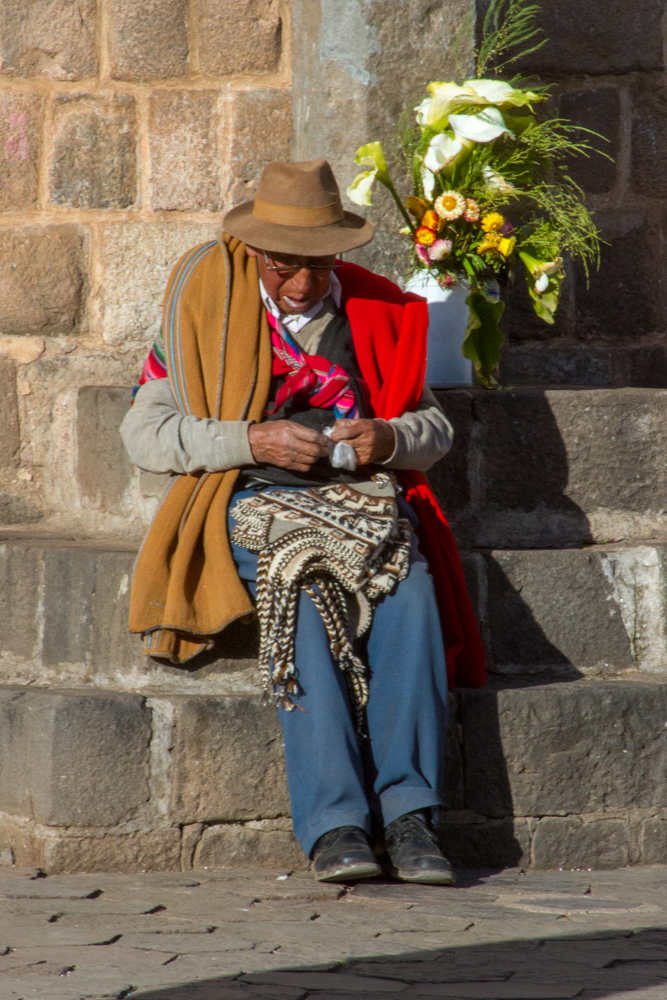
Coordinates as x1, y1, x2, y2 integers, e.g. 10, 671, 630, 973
264, 252, 344, 276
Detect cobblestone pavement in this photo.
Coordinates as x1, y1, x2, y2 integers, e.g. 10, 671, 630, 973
3, 865, 667, 999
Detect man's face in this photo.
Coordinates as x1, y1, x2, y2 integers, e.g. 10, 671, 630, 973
247, 246, 338, 314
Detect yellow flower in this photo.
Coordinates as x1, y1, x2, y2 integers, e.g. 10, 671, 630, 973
406, 196, 428, 221
434, 190, 466, 221
415, 226, 436, 245
481, 212, 505, 233
477, 234, 501, 255
421, 209, 439, 230
498, 236, 516, 258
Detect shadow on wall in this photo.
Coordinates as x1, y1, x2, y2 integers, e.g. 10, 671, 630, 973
431, 389, 593, 550
132, 922, 667, 998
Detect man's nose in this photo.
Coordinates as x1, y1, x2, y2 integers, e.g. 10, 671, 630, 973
288, 268, 316, 294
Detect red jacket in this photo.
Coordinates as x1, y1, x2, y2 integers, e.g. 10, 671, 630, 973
340, 262, 486, 689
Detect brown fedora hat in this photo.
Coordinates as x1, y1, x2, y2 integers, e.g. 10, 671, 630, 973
223, 159, 374, 257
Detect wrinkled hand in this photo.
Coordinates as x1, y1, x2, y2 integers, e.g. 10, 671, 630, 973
248, 420, 329, 472
330, 418, 395, 466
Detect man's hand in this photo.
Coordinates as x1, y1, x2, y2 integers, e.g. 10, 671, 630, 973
330, 418, 395, 466
248, 420, 329, 472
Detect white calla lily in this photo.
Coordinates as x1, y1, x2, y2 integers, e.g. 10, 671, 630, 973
423, 133, 463, 174
534, 272, 550, 293
346, 169, 377, 206
354, 141, 389, 178
415, 81, 482, 129
347, 141, 393, 206
421, 166, 436, 200
450, 108, 514, 144
463, 78, 544, 110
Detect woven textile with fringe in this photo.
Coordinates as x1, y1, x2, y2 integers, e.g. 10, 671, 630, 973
230, 474, 411, 729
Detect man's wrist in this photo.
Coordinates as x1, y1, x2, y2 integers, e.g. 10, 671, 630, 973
375, 419, 397, 463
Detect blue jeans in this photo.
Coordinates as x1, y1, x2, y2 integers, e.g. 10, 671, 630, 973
229, 485, 449, 857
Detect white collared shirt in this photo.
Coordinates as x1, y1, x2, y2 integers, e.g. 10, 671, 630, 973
259, 273, 343, 336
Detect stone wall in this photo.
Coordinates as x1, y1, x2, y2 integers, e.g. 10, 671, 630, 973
0, 0, 291, 539
498, 0, 667, 386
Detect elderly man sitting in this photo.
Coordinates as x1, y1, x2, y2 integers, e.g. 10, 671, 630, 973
121, 159, 485, 884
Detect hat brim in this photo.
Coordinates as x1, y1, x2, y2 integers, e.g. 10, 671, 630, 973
222, 200, 374, 256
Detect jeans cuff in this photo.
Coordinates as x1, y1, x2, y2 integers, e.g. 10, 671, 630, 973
379, 787, 443, 831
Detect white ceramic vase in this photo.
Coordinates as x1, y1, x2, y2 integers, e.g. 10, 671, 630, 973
405, 271, 473, 388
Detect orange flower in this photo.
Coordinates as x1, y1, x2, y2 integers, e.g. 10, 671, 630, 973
415, 226, 436, 245
421, 209, 439, 230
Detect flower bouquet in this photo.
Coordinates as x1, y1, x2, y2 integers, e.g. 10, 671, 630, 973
346, 0, 604, 388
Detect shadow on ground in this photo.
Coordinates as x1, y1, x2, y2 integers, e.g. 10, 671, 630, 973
133, 920, 667, 998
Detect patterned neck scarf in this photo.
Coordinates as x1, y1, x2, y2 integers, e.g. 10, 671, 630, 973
267, 312, 366, 419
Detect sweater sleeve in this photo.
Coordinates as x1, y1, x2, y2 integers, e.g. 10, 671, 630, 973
380, 385, 453, 472
120, 378, 256, 475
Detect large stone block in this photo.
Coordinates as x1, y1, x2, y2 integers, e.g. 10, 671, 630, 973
427, 390, 472, 516
0, 543, 41, 664
510, 0, 664, 75
0, 687, 151, 827
0, 90, 42, 210
0, 361, 19, 470
559, 89, 619, 195
89, 548, 145, 681
487, 549, 634, 673
548, 389, 667, 517
96, 221, 222, 346
632, 84, 667, 199
170, 696, 290, 823
0, 226, 86, 337
575, 211, 663, 340
461, 681, 667, 820
76, 386, 133, 513
498, 341, 614, 387
192, 0, 282, 77
0, 0, 97, 80
498, 340, 667, 390
439, 816, 529, 870
228, 88, 292, 205
49, 93, 137, 209
149, 91, 223, 211
433, 388, 667, 548
41, 546, 96, 668
44, 829, 182, 874
0, 815, 181, 873
193, 823, 308, 871
108, 0, 189, 82
532, 816, 629, 870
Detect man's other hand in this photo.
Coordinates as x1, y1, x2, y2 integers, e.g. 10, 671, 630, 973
248, 420, 329, 472
330, 418, 395, 466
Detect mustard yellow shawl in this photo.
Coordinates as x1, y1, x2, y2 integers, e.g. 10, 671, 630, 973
129, 235, 272, 663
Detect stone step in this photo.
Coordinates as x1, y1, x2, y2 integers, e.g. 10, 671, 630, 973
432, 387, 667, 549
498, 339, 667, 390
68, 385, 667, 553
0, 535, 259, 695
2, 536, 665, 689
1, 679, 666, 874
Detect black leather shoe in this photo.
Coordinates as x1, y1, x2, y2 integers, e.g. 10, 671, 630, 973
312, 826, 382, 882
384, 812, 455, 885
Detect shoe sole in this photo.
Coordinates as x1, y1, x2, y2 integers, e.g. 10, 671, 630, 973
315, 862, 382, 883
394, 869, 456, 886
